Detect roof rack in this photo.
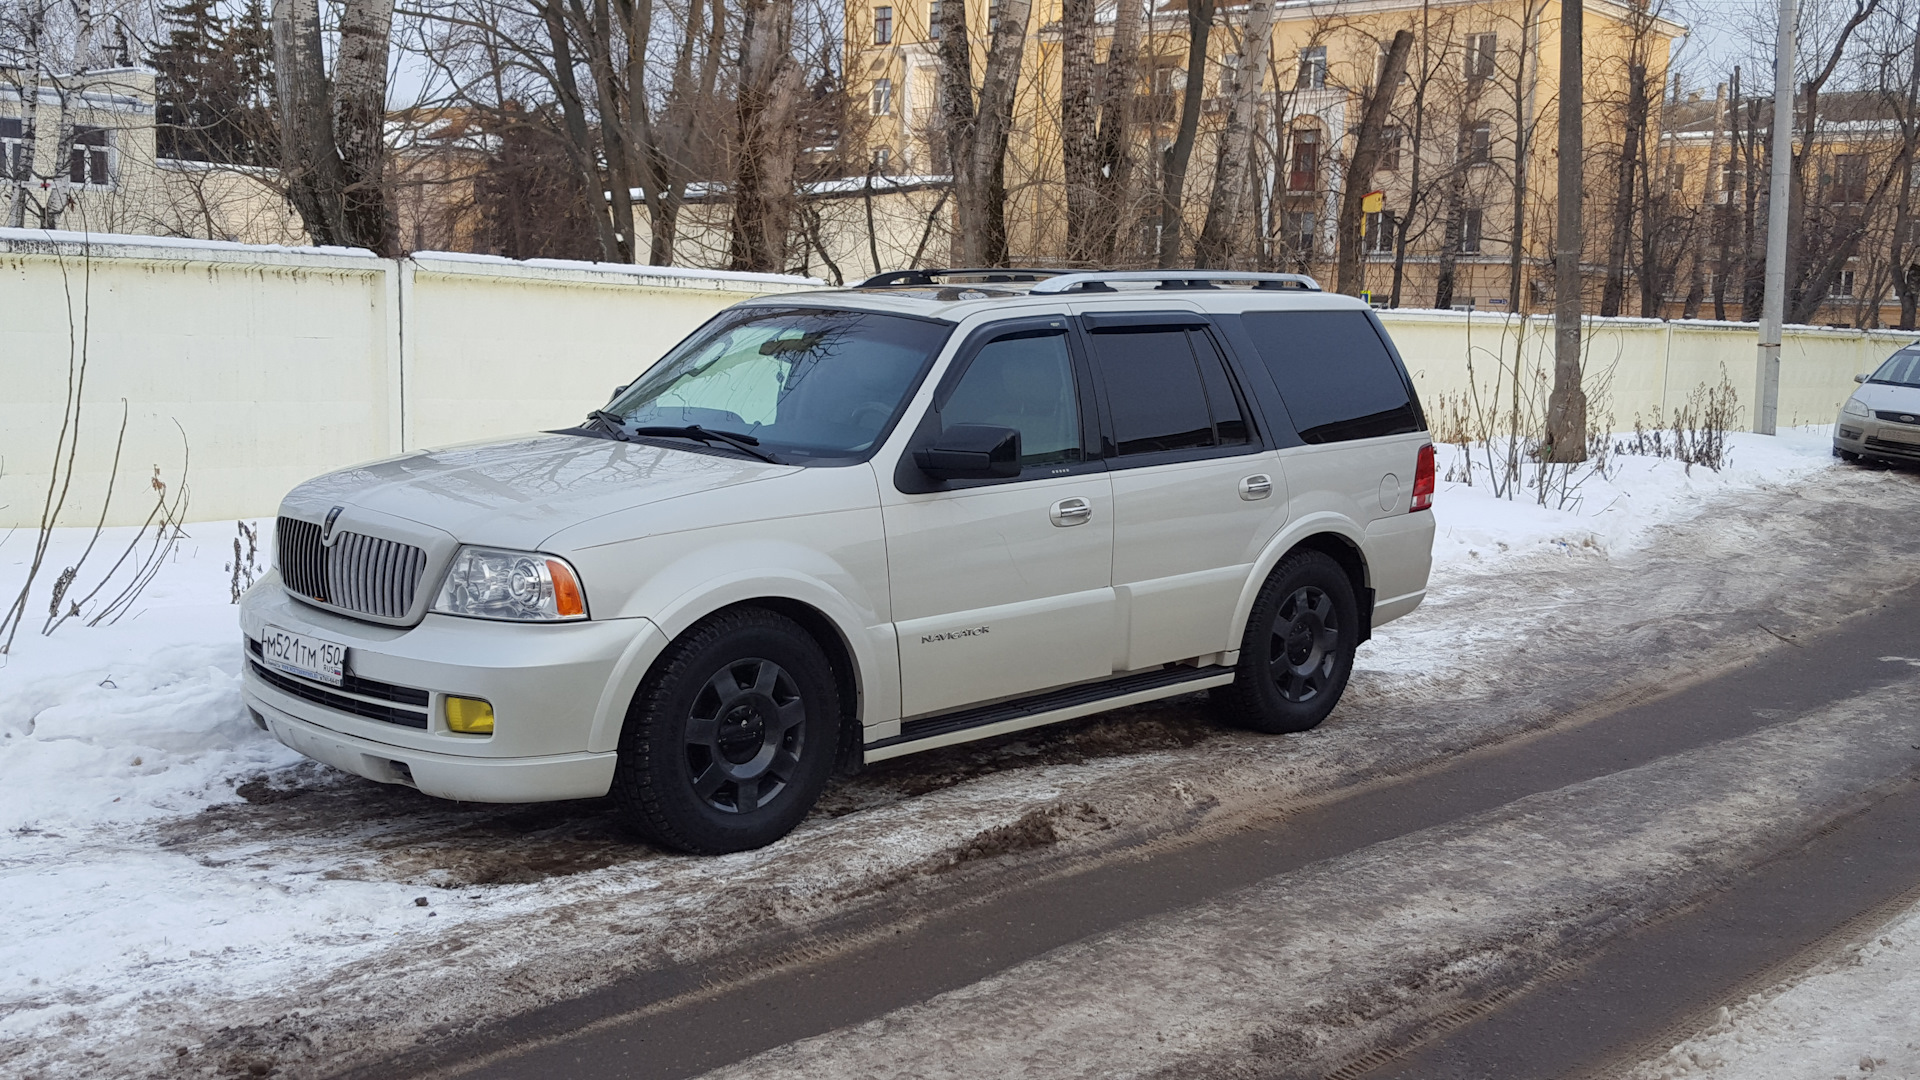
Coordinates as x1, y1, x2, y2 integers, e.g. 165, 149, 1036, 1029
1027, 270, 1322, 294
857, 267, 1072, 287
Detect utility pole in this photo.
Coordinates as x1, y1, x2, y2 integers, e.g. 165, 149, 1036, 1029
1755, 0, 1796, 435
1546, 0, 1587, 461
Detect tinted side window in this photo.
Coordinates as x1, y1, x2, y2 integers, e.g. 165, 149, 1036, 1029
1090, 329, 1217, 456
1188, 329, 1251, 446
940, 331, 1084, 466
1241, 311, 1421, 443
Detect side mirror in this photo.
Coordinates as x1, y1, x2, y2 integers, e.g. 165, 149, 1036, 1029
1855, 373, 1868, 384
915, 425, 1022, 481
611, 382, 631, 399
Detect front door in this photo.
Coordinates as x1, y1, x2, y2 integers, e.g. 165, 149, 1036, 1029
880, 321, 1115, 719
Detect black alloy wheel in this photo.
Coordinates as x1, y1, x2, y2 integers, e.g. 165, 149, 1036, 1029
1270, 585, 1341, 703
685, 658, 807, 814
1212, 548, 1359, 735
613, 608, 840, 854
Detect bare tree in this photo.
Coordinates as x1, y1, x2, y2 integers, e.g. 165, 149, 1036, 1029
938, 0, 1031, 266
729, 0, 802, 271
1333, 29, 1412, 293
272, 0, 398, 251
1154, 0, 1213, 267
1194, 0, 1279, 267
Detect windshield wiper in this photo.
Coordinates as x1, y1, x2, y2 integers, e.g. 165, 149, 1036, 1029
583, 410, 634, 441
629, 425, 782, 464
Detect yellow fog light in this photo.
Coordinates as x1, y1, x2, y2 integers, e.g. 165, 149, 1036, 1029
445, 696, 495, 735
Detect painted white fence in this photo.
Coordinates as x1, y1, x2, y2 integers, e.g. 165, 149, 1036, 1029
3, 229, 1915, 529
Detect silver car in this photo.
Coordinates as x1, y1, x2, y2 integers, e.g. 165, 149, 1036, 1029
1836, 344, 1920, 465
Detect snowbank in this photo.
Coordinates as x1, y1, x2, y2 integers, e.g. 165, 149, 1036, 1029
1428, 426, 1840, 571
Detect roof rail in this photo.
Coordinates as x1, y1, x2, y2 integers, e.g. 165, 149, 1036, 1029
857, 267, 1072, 287
1028, 270, 1322, 294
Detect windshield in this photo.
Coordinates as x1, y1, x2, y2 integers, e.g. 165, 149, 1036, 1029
1868, 348, 1920, 388
600, 307, 951, 462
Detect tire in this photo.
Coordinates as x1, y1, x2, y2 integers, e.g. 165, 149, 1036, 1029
612, 608, 840, 854
1834, 447, 1860, 462
1211, 549, 1359, 735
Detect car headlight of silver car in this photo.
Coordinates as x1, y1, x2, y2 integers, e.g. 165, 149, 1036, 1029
1842, 397, 1872, 418
432, 547, 588, 622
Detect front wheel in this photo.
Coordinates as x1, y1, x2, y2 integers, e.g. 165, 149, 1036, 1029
1211, 549, 1359, 734
612, 608, 840, 854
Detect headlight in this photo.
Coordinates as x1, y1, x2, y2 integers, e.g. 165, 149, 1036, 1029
1842, 397, 1871, 418
432, 547, 588, 621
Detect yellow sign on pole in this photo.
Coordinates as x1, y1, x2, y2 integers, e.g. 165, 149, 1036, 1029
1361, 191, 1386, 214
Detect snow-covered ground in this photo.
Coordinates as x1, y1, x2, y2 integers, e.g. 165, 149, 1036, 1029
0, 425, 1901, 1077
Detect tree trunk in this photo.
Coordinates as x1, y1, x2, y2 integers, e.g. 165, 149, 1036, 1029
1740, 94, 1766, 316
1686, 82, 1726, 320
1194, 0, 1281, 268
271, 0, 347, 244
7, 24, 45, 229
1894, 26, 1920, 330
332, 0, 397, 253
540, 3, 624, 261
1713, 68, 1739, 321
1545, 0, 1587, 462
1598, 61, 1643, 317
1785, 0, 1879, 317
1156, 0, 1214, 267
961, 0, 1029, 266
1507, 8, 1537, 313
1433, 168, 1463, 309
1333, 29, 1412, 293
729, 0, 800, 272
1061, 0, 1099, 264
1090, 0, 1142, 264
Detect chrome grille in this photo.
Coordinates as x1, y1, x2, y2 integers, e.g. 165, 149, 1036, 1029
276, 516, 429, 620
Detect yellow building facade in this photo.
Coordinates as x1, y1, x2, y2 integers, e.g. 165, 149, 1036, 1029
846, 0, 1685, 312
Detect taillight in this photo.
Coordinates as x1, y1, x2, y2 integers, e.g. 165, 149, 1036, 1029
1410, 443, 1435, 512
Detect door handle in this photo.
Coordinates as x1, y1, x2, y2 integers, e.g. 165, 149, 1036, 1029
1050, 497, 1093, 527
1239, 474, 1273, 500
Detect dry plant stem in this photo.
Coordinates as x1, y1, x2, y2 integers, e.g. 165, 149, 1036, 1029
1, 236, 94, 654
41, 400, 129, 635
88, 428, 193, 628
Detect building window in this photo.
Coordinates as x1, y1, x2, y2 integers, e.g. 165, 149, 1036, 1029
69, 126, 110, 187
1283, 210, 1316, 252
1288, 128, 1320, 190
871, 78, 893, 116
0, 118, 26, 180
873, 146, 891, 171
1458, 207, 1483, 254
988, 0, 1000, 33
874, 5, 892, 43
1466, 33, 1497, 80
929, 0, 942, 37
1379, 126, 1402, 171
1829, 269, 1856, 297
1833, 154, 1866, 204
1365, 209, 1396, 253
1668, 163, 1686, 193
1465, 121, 1491, 165
1296, 46, 1327, 90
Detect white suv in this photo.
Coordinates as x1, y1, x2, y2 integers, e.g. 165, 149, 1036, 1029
240, 269, 1435, 853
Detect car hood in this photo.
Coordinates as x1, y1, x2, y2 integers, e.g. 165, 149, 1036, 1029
280, 432, 799, 550
1853, 381, 1920, 414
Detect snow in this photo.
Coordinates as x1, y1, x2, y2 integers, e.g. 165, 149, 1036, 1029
0, 423, 1871, 1074
1625, 903, 1920, 1079
1426, 427, 1839, 571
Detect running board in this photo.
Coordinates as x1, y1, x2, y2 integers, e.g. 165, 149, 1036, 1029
864, 665, 1235, 763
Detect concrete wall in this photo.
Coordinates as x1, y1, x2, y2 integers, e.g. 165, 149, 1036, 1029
0, 230, 817, 528
3, 230, 1915, 529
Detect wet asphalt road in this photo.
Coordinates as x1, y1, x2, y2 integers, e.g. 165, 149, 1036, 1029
404, 578, 1920, 1080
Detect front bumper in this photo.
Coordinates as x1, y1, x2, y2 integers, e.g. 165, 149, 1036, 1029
1835, 416, 1920, 462
239, 574, 663, 802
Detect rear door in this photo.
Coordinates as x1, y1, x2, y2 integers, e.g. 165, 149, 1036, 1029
1080, 312, 1287, 671
1232, 308, 1432, 609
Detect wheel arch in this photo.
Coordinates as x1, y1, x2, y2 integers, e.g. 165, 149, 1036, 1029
1230, 518, 1374, 654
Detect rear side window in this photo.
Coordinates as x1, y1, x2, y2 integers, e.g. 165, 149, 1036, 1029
1241, 311, 1422, 443
1089, 327, 1250, 457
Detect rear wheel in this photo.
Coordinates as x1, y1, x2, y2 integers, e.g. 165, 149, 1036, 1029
1211, 549, 1359, 734
612, 608, 840, 854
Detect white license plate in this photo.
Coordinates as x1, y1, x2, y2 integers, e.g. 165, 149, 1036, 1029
260, 625, 348, 686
